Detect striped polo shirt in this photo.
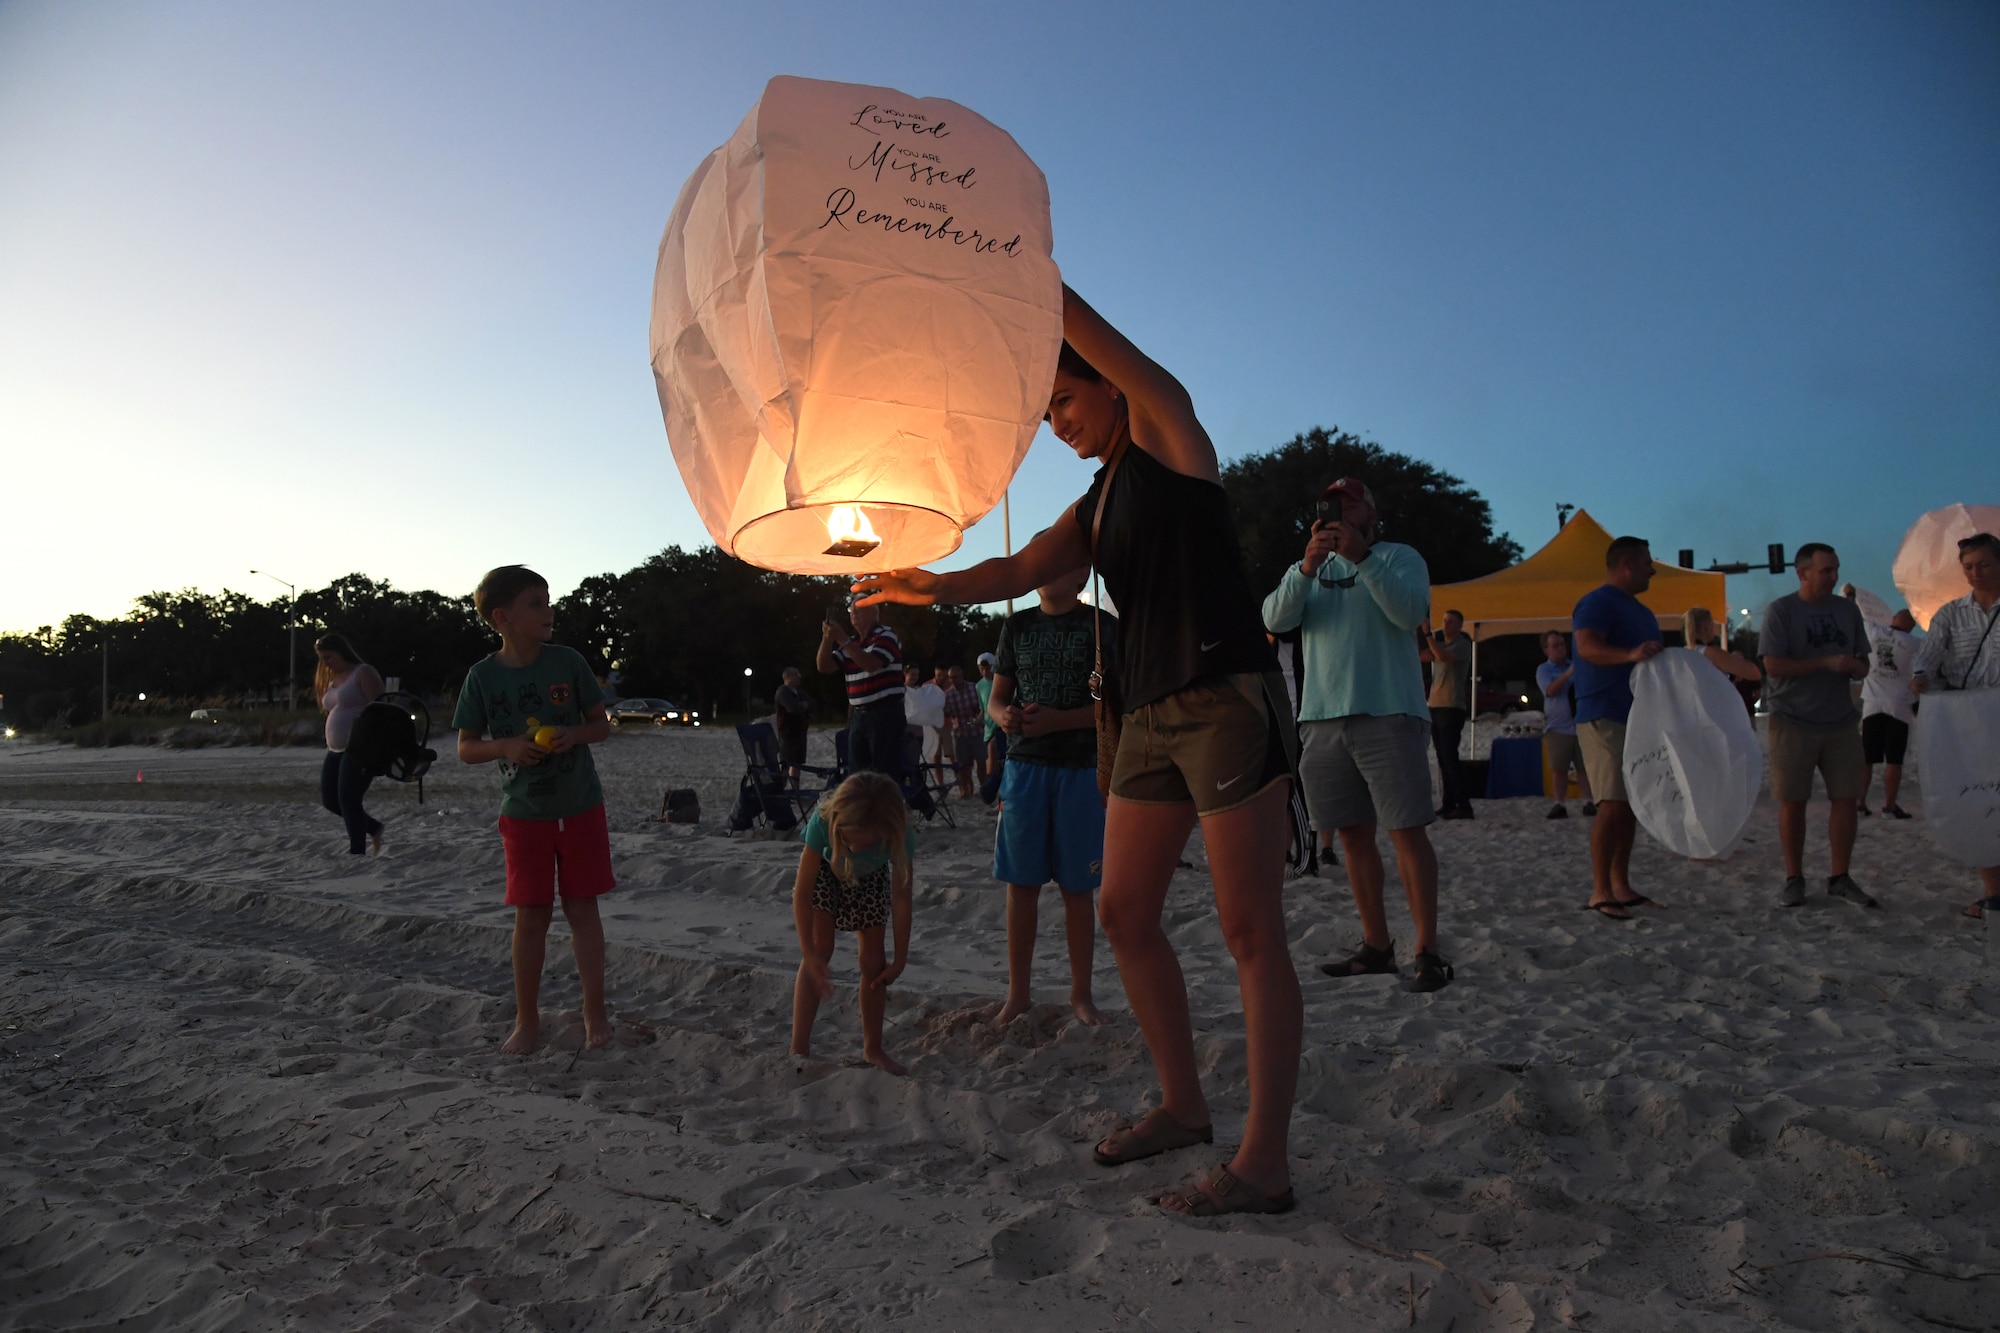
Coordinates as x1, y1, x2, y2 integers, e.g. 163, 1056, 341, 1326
843, 625, 906, 706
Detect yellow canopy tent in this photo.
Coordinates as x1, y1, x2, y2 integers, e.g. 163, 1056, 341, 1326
1428, 510, 1728, 757
1429, 510, 1726, 642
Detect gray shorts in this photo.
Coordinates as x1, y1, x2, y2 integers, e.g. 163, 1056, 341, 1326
1297, 714, 1435, 832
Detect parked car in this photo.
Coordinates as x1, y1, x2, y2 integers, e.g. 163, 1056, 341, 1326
608, 697, 701, 728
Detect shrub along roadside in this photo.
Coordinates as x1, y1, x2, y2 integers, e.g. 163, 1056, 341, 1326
53, 712, 323, 749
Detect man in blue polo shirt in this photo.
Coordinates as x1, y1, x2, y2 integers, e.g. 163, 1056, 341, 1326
1572, 535, 1665, 921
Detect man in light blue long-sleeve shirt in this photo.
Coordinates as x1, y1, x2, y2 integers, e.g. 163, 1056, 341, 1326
1262, 478, 1450, 994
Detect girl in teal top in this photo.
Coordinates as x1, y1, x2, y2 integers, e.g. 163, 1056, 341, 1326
791, 772, 916, 1074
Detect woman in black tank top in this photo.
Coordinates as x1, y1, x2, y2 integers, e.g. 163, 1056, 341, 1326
857, 286, 1302, 1217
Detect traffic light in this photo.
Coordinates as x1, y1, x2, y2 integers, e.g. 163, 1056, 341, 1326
1678, 549, 1695, 570
1767, 543, 1786, 574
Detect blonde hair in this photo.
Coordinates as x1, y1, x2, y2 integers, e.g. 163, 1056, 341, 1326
816, 772, 910, 884
1681, 608, 1715, 647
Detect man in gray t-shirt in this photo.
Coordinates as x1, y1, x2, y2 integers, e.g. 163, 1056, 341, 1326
1759, 543, 1874, 910
1763, 593, 1868, 726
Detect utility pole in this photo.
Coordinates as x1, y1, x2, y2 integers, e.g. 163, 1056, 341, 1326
102, 627, 109, 721
250, 570, 297, 709
1003, 488, 1014, 616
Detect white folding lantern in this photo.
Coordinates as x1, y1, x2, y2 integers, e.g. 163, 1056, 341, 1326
1844, 584, 1893, 627
1893, 503, 2000, 630
1624, 649, 1764, 860
650, 76, 1062, 575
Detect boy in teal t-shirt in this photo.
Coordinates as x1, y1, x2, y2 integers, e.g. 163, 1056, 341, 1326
453, 565, 615, 1056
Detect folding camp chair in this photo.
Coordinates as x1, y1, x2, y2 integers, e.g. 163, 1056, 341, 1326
831, 728, 952, 826
901, 728, 956, 827
731, 721, 840, 831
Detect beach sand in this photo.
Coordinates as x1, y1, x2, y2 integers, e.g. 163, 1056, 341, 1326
2, 725, 1995, 1330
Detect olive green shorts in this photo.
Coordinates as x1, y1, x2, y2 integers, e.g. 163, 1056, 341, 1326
1767, 714, 1866, 802
1110, 671, 1297, 815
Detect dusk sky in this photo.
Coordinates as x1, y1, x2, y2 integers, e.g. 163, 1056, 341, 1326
2, 1, 1994, 634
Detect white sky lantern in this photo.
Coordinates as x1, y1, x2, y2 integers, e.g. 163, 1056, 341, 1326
1892, 502, 2000, 629
650, 75, 1062, 575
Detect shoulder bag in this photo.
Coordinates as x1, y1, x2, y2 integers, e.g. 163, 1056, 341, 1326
1087, 446, 1128, 797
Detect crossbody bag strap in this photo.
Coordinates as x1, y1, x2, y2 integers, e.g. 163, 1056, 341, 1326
1956, 602, 2000, 691
1087, 444, 1128, 702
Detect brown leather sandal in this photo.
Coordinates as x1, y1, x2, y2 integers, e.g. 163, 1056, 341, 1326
1159, 1164, 1296, 1217
1092, 1108, 1213, 1167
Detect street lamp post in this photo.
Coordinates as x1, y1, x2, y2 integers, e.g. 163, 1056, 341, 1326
250, 570, 297, 710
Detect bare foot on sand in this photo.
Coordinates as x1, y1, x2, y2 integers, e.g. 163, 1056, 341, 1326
1069, 995, 1108, 1026
501, 1017, 540, 1055
584, 1011, 614, 1050
864, 1049, 908, 1076
992, 995, 1032, 1028
370, 826, 385, 855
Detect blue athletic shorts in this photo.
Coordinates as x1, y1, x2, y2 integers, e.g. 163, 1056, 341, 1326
994, 761, 1104, 893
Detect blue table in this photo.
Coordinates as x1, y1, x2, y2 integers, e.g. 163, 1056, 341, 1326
1485, 735, 1546, 799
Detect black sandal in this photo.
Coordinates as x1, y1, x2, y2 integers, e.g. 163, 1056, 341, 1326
1320, 939, 1397, 977
1582, 900, 1632, 921
1411, 951, 1454, 993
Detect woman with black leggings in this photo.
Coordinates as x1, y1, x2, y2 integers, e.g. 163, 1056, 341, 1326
316, 632, 385, 855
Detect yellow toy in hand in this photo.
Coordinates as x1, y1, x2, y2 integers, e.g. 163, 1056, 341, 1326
533, 726, 560, 750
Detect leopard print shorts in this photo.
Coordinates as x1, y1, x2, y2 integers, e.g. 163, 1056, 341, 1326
810, 860, 892, 932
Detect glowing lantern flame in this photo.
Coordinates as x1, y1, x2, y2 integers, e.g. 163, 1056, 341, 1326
824, 505, 881, 558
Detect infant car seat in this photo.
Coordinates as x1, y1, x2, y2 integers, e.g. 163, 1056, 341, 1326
347, 694, 437, 789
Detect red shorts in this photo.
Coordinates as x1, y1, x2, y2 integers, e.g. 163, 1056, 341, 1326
497, 803, 615, 906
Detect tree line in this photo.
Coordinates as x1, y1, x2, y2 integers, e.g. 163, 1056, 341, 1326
0, 428, 1519, 730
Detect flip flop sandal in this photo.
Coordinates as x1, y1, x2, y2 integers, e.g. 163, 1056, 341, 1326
1581, 900, 1632, 921
1964, 897, 2000, 920
1093, 1108, 1214, 1167
1159, 1164, 1296, 1217
1612, 894, 1666, 910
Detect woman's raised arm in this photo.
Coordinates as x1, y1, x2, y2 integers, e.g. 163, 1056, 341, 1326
853, 517, 1090, 609
1061, 285, 1218, 483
